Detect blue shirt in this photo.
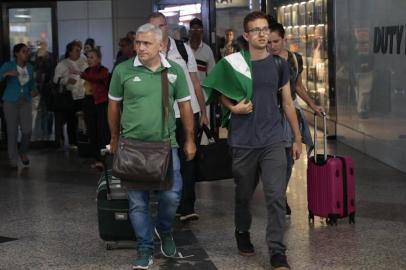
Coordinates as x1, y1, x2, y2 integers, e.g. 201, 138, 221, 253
0, 61, 36, 103
229, 55, 290, 148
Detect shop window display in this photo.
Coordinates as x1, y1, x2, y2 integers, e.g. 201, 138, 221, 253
291, 3, 299, 26
278, 6, 285, 25
306, 1, 314, 25
298, 2, 307, 25
284, 5, 292, 26
276, 0, 330, 115
314, 0, 323, 24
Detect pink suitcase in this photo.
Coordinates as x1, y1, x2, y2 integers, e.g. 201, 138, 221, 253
307, 114, 356, 225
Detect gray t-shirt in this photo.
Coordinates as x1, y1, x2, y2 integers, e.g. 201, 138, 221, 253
229, 55, 290, 148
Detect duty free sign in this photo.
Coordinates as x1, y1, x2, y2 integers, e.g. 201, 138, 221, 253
373, 25, 404, 55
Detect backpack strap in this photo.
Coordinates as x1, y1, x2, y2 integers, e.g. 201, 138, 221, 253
290, 51, 299, 81
273, 55, 283, 89
174, 39, 189, 64
273, 55, 284, 112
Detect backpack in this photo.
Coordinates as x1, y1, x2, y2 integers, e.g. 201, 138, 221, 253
275, 52, 303, 105
273, 55, 284, 89
174, 39, 189, 64
274, 55, 286, 112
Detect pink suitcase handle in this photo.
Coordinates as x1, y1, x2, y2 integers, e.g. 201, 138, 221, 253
313, 112, 328, 163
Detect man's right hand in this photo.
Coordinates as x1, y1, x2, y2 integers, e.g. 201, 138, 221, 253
231, 99, 253, 114
109, 137, 119, 154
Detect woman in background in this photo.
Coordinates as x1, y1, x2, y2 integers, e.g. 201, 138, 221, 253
53, 41, 88, 149
268, 21, 324, 215
84, 38, 95, 57
80, 48, 110, 169
0, 43, 38, 168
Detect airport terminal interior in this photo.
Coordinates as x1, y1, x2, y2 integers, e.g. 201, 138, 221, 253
1, 138, 406, 269
1, 0, 406, 269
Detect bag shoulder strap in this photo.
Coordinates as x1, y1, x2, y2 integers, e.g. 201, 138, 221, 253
161, 69, 169, 120
290, 51, 299, 81
160, 69, 171, 140
174, 40, 189, 64
273, 55, 283, 89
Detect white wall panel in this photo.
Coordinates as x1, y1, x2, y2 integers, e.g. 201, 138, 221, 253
88, 0, 112, 18
57, 0, 153, 70
89, 19, 114, 70
57, 1, 113, 69
111, 0, 153, 56
57, 1, 87, 20
57, 20, 88, 58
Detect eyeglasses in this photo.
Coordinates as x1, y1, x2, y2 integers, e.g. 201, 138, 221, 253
247, 27, 270, 35
190, 28, 203, 32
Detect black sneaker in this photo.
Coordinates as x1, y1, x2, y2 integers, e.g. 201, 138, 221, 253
286, 202, 291, 216
270, 253, 290, 270
235, 229, 255, 256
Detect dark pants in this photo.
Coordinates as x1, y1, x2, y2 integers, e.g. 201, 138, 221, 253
285, 147, 295, 189
232, 143, 287, 256
0, 103, 7, 144
82, 96, 110, 161
175, 113, 199, 215
54, 99, 82, 146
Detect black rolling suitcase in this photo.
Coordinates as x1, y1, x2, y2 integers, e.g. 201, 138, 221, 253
97, 152, 136, 249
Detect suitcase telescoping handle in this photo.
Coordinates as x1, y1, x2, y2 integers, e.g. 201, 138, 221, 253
100, 146, 112, 199
313, 112, 328, 163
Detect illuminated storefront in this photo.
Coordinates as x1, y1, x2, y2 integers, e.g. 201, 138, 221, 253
272, 0, 336, 136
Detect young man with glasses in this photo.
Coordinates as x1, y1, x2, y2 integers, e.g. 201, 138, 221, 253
202, 11, 301, 270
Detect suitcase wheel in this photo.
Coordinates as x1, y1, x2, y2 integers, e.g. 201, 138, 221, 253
106, 243, 113, 250
326, 215, 338, 226
349, 213, 356, 224
308, 211, 314, 223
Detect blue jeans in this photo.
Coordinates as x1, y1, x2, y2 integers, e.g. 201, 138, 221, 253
282, 100, 314, 154
127, 148, 182, 251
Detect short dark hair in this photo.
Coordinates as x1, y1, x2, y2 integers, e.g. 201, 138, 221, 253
13, 43, 27, 58
190, 18, 203, 29
64, 41, 80, 59
269, 22, 285, 39
87, 48, 102, 59
266, 14, 278, 26
225, 29, 234, 34
119, 37, 133, 47
148, 12, 166, 23
243, 11, 268, 32
84, 38, 95, 48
